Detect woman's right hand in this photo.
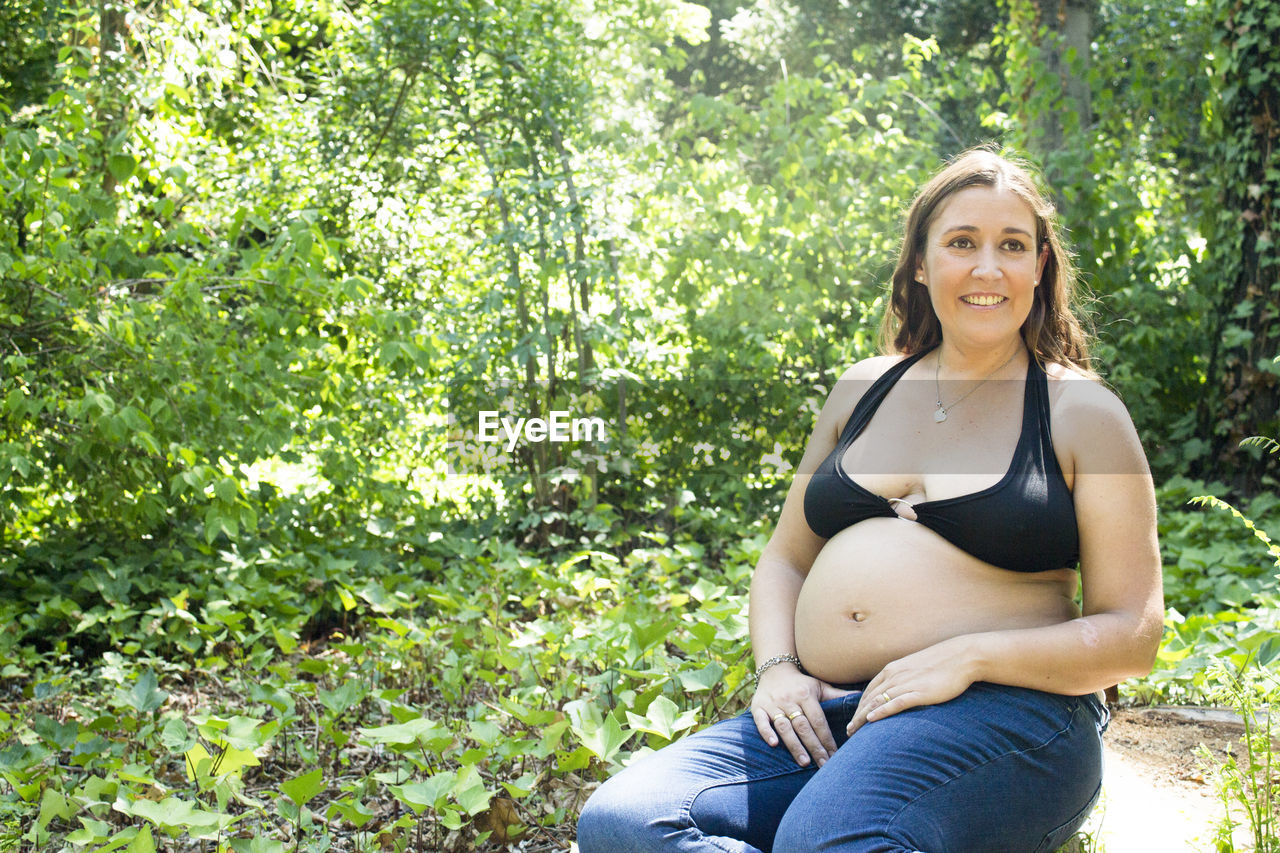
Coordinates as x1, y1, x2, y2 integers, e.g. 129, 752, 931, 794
749, 665, 853, 768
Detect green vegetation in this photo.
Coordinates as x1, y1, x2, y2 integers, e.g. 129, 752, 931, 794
1199, 656, 1279, 853
1, 0, 1278, 849
0, 529, 765, 849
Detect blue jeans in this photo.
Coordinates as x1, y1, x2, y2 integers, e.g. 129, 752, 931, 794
576, 682, 1109, 853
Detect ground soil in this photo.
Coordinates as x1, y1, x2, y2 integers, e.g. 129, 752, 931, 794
1108, 705, 1252, 786
1092, 705, 1258, 851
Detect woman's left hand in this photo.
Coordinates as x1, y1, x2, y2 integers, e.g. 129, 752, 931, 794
846, 636, 978, 736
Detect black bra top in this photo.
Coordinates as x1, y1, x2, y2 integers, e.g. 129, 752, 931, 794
803, 347, 1080, 573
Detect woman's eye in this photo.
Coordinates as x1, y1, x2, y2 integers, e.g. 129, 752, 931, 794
1003, 240, 1027, 252
948, 237, 974, 248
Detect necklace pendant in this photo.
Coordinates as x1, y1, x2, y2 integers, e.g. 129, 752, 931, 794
934, 407, 947, 423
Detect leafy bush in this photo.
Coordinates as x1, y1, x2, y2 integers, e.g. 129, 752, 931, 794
1133, 469, 1280, 705
0, 526, 765, 849
1158, 477, 1280, 615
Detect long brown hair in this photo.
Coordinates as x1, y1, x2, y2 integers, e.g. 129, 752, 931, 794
879, 146, 1094, 373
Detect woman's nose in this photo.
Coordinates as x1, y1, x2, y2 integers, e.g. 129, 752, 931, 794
972, 246, 1002, 279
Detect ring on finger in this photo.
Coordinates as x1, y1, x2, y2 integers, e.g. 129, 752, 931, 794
772, 712, 787, 723
880, 692, 892, 705
787, 710, 803, 721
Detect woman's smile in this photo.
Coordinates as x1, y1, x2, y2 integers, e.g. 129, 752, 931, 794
960, 292, 1008, 307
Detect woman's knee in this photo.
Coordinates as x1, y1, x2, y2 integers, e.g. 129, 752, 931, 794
574, 793, 608, 852
773, 809, 921, 853
576, 780, 638, 852
576, 771, 673, 853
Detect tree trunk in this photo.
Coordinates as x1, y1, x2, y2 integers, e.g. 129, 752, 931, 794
1198, 0, 1280, 495
1029, 0, 1095, 185
97, 0, 128, 195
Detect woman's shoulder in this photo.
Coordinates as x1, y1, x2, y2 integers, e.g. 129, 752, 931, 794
814, 354, 911, 440
836, 353, 908, 383
829, 353, 913, 406
1044, 362, 1146, 465
1044, 362, 1128, 418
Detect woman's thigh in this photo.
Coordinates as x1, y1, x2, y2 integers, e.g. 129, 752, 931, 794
577, 692, 864, 853
774, 683, 1108, 853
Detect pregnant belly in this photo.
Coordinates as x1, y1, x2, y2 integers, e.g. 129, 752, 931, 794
793, 517, 1080, 685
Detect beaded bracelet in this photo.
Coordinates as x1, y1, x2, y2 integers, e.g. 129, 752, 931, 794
753, 653, 803, 681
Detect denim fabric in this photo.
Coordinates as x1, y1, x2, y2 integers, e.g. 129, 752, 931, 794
576, 682, 1109, 853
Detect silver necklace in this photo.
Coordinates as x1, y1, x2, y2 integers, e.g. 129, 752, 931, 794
933, 349, 1020, 423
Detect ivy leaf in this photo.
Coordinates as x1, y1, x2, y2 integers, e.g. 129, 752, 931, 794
33, 715, 78, 750
318, 680, 361, 715
625, 695, 698, 741
128, 796, 236, 836
564, 699, 632, 762
214, 746, 260, 778
64, 816, 112, 845
124, 671, 169, 714
37, 787, 72, 830
393, 772, 455, 814
453, 765, 493, 816
160, 718, 193, 752
678, 621, 719, 653
127, 825, 156, 853
281, 768, 324, 808
678, 661, 726, 692
185, 743, 214, 781
220, 716, 266, 751
360, 717, 452, 753
630, 617, 675, 655
325, 796, 376, 829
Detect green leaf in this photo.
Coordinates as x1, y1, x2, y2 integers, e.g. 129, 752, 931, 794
117, 763, 159, 786
336, 585, 358, 611
564, 699, 633, 763
360, 717, 451, 752
318, 680, 361, 715
75, 774, 118, 807
215, 477, 239, 504
631, 618, 675, 655
325, 796, 376, 829
688, 578, 722, 603
220, 715, 267, 751
624, 695, 698, 741
65, 817, 112, 845
37, 787, 72, 830
108, 154, 136, 182
392, 772, 454, 813
453, 765, 493, 815
33, 714, 78, 749
160, 718, 193, 752
678, 661, 726, 692
127, 825, 156, 853
271, 626, 299, 655
213, 745, 260, 778
128, 796, 235, 835
185, 743, 214, 781
124, 670, 168, 714
281, 767, 324, 807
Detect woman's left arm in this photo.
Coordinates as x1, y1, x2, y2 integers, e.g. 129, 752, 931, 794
848, 381, 1164, 734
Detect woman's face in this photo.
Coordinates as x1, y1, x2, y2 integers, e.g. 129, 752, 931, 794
914, 185, 1048, 351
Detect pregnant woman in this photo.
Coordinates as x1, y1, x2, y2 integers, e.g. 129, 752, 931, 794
576, 147, 1163, 853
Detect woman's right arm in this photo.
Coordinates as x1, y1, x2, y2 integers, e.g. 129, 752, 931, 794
747, 357, 892, 767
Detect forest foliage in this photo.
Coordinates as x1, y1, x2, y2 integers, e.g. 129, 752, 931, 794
1, 0, 1279, 849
